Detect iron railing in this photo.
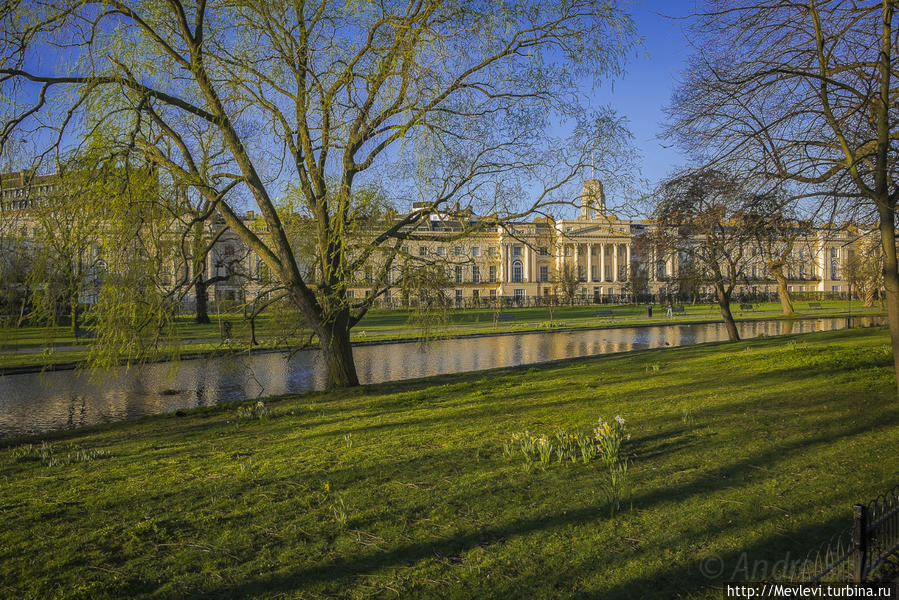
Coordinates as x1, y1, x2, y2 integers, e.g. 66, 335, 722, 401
795, 485, 899, 583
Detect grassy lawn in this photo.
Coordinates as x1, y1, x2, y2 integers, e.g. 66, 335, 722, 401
1, 327, 897, 599
0, 300, 885, 371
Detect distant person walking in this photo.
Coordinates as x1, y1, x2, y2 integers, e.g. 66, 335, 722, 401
666, 300, 673, 318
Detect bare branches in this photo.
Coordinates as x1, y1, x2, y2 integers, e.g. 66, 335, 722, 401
1, 0, 637, 387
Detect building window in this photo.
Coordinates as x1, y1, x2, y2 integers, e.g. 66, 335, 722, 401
564, 246, 571, 257
831, 247, 838, 259
455, 289, 463, 303
512, 245, 522, 257
364, 267, 373, 283
454, 246, 463, 257
472, 289, 480, 301
419, 246, 428, 256
489, 289, 497, 299
472, 265, 481, 283
489, 265, 497, 283
539, 246, 549, 256
347, 290, 354, 299
832, 285, 841, 293
831, 260, 840, 280
512, 260, 523, 283
436, 247, 445, 256
472, 246, 480, 257
455, 265, 463, 283
513, 288, 525, 300
539, 265, 549, 282
488, 247, 497, 257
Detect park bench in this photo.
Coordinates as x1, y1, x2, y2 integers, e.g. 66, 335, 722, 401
595, 310, 614, 317
739, 303, 754, 311
671, 306, 685, 314
808, 302, 822, 309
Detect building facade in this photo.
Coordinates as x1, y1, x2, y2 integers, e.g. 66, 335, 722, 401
344, 180, 858, 307
0, 171, 865, 314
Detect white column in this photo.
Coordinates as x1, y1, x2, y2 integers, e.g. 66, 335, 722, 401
524, 243, 530, 282
599, 242, 606, 282
499, 244, 506, 282
625, 244, 631, 281
613, 243, 619, 282
586, 242, 593, 282
575, 243, 581, 281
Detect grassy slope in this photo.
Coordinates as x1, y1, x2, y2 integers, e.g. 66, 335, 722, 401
1, 327, 897, 599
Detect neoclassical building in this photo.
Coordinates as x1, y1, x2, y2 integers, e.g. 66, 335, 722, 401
0, 170, 863, 312
345, 180, 857, 306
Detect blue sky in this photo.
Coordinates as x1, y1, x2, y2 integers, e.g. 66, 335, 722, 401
596, 0, 699, 192
6, 0, 699, 214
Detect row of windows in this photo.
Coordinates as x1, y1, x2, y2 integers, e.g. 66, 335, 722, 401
415, 244, 554, 258
420, 245, 495, 257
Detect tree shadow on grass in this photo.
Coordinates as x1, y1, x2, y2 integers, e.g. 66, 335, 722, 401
172, 409, 898, 600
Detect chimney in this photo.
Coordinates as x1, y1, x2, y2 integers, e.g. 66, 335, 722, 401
19, 170, 25, 187
580, 179, 605, 220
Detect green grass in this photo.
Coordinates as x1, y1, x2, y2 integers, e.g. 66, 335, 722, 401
0, 301, 884, 370
1, 327, 897, 599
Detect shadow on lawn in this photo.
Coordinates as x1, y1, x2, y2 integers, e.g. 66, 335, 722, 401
539, 515, 853, 600
173, 406, 898, 600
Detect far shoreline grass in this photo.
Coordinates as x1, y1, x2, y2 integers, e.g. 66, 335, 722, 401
1, 326, 897, 598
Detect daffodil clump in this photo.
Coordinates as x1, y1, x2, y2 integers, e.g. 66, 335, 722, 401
594, 415, 630, 469
235, 400, 269, 421
503, 416, 630, 470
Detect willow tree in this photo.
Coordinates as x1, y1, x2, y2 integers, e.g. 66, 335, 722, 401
667, 0, 899, 392
1, 0, 634, 388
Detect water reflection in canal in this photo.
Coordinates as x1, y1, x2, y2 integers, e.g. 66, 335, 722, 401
0, 316, 883, 437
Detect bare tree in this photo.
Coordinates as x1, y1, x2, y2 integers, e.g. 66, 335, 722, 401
555, 262, 581, 306
1, 0, 635, 388
654, 168, 754, 341
668, 0, 899, 392
845, 234, 883, 308
743, 191, 817, 315
625, 231, 652, 304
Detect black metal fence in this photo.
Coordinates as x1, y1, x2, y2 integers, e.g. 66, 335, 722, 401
795, 485, 899, 583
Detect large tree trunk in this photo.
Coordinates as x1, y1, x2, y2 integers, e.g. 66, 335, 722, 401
318, 312, 359, 389
768, 263, 794, 315
192, 222, 211, 325
195, 278, 211, 325
877, 207, 899, 397
863, 284, 875, 308
715, 282, 740, 341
